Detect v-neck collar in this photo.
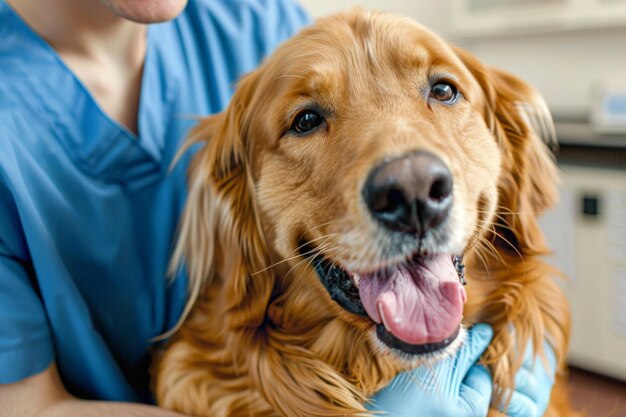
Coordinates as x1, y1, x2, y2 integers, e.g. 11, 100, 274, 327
1, 0, 175, 185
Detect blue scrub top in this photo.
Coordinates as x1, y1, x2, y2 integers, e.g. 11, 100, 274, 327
0, 0, 309, 402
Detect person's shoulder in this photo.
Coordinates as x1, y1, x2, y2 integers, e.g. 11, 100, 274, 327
189, 0, 308, 20
159, 0, 311, 88
184, 0, 311, 52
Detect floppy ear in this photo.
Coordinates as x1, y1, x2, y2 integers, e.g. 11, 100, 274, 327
454, 47, 570, 407
172, 70, 275, 332
454, 48, 559, 255
169, 72, 371, 416
488, 69, 559, 256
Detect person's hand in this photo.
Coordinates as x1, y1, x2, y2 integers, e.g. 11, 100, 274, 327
366, 323, 494, 417
504, 342, 557, 417
366, 323, 558, 417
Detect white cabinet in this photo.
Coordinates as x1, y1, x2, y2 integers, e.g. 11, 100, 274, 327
540, 164, 626, 380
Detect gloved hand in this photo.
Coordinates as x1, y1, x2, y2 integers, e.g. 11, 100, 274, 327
366, 324, 558, 417
366, 323, 494, 417
504, 341, 557, 417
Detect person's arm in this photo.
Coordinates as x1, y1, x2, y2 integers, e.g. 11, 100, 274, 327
0, 364, 188, 417
0, 176, 184, 417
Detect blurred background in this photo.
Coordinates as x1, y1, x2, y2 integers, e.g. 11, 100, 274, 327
300, 0, 626, 412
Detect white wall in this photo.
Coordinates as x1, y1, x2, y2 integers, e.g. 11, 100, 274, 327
456, 28, 626, 116
298, 1, 626, 117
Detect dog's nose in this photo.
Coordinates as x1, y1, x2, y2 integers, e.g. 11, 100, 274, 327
363, 151, 453, 235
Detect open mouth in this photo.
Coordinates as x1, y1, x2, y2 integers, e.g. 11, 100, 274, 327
302, 241, 467, 356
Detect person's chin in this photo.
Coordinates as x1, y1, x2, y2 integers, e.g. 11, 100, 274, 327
103, 0, 189, 23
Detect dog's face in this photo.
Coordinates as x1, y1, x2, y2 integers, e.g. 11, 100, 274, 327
249, 13, 500, 360
181, 10, 557, 369
257, 17, 501, 266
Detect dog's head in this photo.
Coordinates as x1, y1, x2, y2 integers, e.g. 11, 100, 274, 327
174, 9, 559, 412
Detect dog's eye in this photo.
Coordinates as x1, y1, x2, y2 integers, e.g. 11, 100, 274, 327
290, 110, 324, 134
430, 82, 458, 103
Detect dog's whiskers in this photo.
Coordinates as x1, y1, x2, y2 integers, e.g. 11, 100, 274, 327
282, 241, 337, 280
250, 233, 339, 276
472, 216, 526, 268
471, 222, 507, 265
471, 245, 493, 278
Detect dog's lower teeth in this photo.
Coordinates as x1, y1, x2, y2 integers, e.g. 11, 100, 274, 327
352, 273, 360, 288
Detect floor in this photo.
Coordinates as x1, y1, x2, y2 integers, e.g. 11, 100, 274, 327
568, 367, 626, 417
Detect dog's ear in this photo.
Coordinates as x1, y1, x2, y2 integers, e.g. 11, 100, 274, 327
455, 47, 570, 407
171, 72, 371, 416
454, 47, 558, 256
172, 70, 275, 331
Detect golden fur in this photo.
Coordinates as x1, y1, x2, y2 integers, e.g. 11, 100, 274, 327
154, 10, 576, 417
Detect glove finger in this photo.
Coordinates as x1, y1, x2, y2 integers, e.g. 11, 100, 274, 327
463, 324, 494, 370
523, 340, 557, 376
436, 324, 493, 391
366, 371, 417, 413
505, 391, 539, 417
458, 365, 492, 417
374, 371, 415, 397
514, 366, 540, 403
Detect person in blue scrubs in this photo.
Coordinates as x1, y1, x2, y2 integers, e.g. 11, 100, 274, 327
0, 0, 556, 415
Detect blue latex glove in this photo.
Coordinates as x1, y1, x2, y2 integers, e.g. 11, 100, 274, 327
504, 342, 557, 417
367, 323, 494, 417
367, 324, 558, 417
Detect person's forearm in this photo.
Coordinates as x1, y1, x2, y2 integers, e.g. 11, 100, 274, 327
0, 365, 187, 417
35, 399, 189, 417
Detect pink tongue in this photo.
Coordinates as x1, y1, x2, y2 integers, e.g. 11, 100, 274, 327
358, 255, 466, 345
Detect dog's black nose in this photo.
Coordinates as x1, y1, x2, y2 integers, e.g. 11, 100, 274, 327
363, 151, 453, 235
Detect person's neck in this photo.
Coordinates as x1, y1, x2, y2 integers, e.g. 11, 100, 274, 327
7, 0, 146, 66
7, 0, 148, 134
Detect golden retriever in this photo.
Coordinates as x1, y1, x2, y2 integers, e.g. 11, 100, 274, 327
154, 9, 575, 417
